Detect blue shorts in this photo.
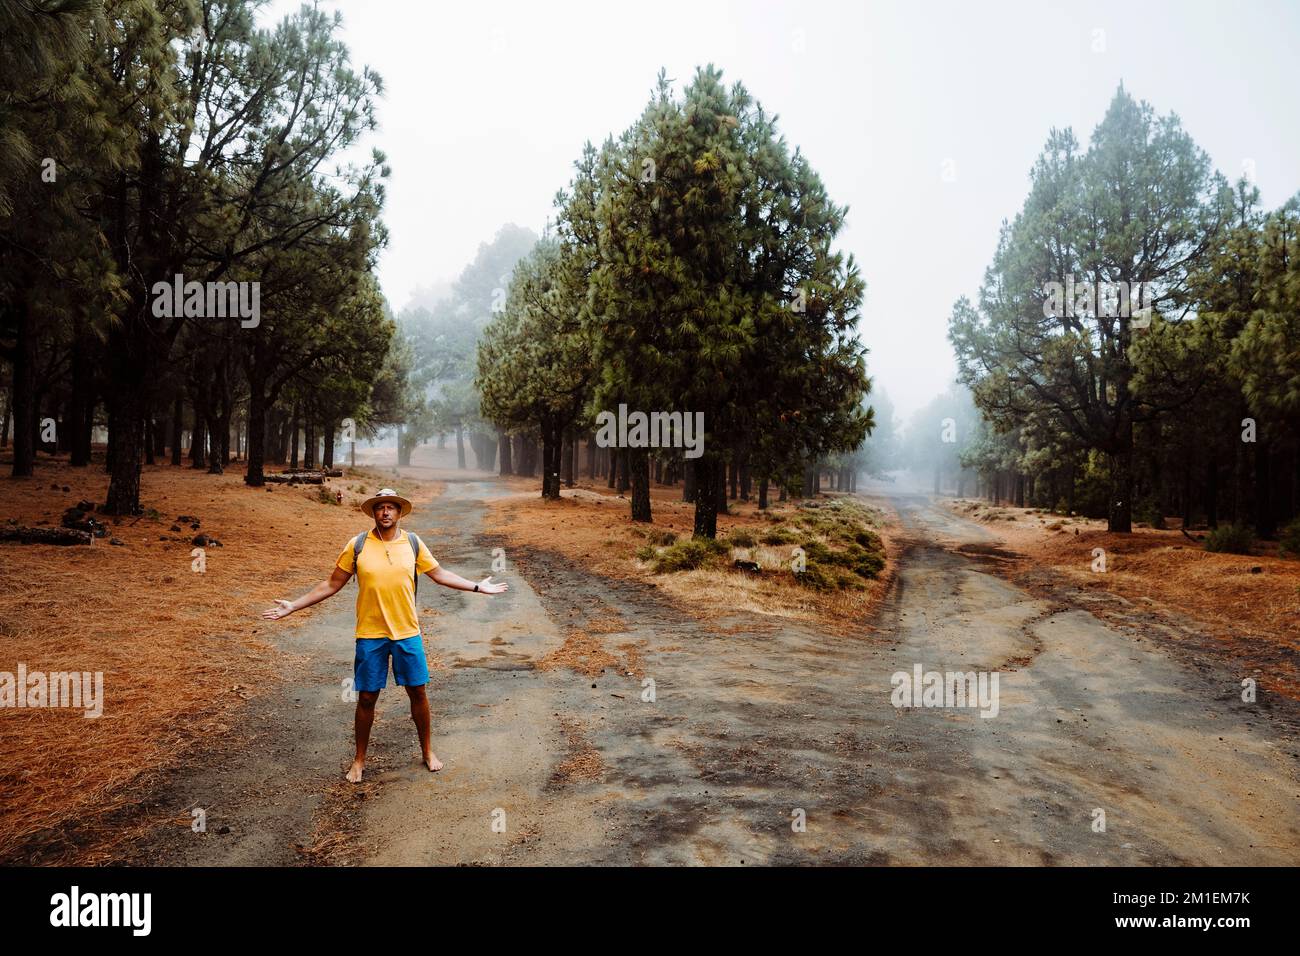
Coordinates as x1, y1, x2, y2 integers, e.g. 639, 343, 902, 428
353, 635, 429, 692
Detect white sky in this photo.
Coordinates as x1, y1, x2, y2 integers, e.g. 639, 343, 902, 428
263, 0, 1300, 422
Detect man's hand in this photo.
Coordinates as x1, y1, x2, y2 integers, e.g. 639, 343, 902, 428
476, 576, 508, 595
262, 599, 295, 620
262, 568, 351, 621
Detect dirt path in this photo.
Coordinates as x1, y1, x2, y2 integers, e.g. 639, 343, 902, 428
131, 482, 1299, 865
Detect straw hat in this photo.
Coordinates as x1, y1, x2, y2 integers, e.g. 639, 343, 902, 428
360, 487, 412, 518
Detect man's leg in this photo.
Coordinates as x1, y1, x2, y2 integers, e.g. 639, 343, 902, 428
347, 690, 380, 783
405, 684, 442, 772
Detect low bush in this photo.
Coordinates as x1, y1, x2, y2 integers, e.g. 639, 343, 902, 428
1278, 519, 1300, 558
652, 536, 730, 573
793, 561, 838, 591
1204, 523, 1254, 555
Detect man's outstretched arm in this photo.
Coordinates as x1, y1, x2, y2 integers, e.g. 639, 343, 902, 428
263, 566, 353, 620
428, 566, 508, 594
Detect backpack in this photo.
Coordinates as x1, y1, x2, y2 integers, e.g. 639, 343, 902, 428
352, 530, 424, 597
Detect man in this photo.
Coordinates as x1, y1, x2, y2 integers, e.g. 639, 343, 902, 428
263, 488, 507, 782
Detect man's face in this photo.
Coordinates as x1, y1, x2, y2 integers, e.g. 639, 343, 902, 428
374, 502, 399, 528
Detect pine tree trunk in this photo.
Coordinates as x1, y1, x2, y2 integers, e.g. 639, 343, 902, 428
102, 390, 145, 514
323, 419, 336, 470
498, 429, 512, 475
541, 422, 562, 499
630, 448, 651, 521
245, 387, 268, 486
0, 387, 10, 450
68, 339, 94, 467
10, 297, 36, 477
758, 476, 769, 510
617, 448, 631, 494
692, 455, 720, 538
207, 409, 224, 474
191, 414, 207, 469
170, 397, 183, 466
1107, 440, 1133, 533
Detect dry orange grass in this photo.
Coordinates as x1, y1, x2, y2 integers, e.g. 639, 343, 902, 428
0, 457, 438, 861
487, 480, 898, 634
550, 716, 605, 784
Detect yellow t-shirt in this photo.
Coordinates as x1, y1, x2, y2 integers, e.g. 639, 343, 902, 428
336, 529, 439, 640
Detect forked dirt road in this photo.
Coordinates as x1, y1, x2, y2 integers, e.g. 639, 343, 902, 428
131, 479, 1299, 865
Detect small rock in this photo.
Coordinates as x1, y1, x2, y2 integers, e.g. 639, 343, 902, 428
217, 825, 231, 835
1250, 566, 1262, 574
61, 485, 70, 493
170, 524, 182, 532
110, 538, 125, 546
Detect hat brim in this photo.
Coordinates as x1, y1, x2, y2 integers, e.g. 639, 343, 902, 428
362, 495, 412, 518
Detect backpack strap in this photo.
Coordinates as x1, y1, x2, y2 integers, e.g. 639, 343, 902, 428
408, 532, 422, 598
352, 532, 367, 585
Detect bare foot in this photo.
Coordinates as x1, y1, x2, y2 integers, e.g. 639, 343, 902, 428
346, 759, 365, 783
424, 752, 443, 772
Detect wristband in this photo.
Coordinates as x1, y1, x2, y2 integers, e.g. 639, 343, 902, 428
473, 583, 479, 592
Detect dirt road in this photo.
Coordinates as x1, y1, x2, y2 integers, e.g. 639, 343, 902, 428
132, 481, 1299, 865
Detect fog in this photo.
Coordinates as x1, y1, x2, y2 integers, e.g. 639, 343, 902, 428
262, 0, 1299, 423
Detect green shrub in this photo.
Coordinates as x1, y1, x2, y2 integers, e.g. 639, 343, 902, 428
834, 570, 866, 590
1204, 523, 1254, 555
1279, 519, 1300, 558
761, 527, 796, 545
727, 528, 757, 548
1134, 498, 1166, 530
652, 536, 730, 573
635, 545, 658, 561
793, 561, 838, 591
645, 528, 677, 547
853, 528, 881, 549
837, 543, 885, 579
313, 486, 339, 505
